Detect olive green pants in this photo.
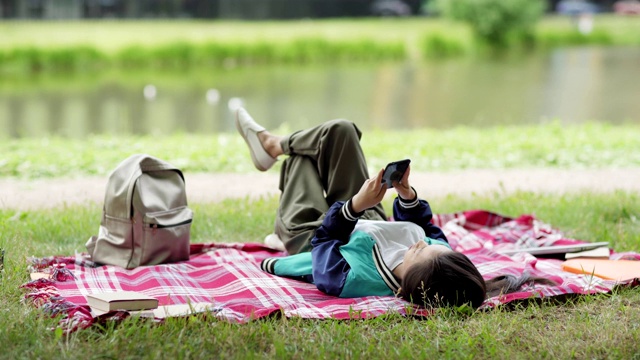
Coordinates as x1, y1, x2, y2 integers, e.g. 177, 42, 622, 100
274, 119, 387, 255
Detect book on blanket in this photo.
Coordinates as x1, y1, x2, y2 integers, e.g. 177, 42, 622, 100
497, 242, 609, 258
562, 259, 640, 282
564, 246, 610, 260
86, 291, 159, 313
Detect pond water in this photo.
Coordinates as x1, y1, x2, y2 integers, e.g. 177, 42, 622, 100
1, 46, 638, 139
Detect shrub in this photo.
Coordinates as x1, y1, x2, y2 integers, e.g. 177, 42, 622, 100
422, 31, 469, 58
431, 0, 546, 47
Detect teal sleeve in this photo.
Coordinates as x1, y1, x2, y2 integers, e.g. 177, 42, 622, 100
266, 252, 313, 277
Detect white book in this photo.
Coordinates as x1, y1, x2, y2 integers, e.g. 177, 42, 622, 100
564, 246, 610, 260
92, 302, 221, 319
497, 242, 609, 257
86, 291, 159, 313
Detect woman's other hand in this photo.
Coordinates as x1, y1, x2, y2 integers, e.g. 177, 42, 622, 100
393, 165, 416, 200
351, 168, 387, 213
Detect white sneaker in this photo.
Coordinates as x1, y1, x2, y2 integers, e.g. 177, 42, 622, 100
264, 233, 286, 252
235, 107, 276, 172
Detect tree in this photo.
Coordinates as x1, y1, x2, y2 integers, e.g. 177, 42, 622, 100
431, 0, 546, 47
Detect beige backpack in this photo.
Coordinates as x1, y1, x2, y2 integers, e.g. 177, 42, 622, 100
86, 154, 193, 269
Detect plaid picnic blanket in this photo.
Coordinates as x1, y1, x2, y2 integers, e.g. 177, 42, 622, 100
22, 210, 640, 333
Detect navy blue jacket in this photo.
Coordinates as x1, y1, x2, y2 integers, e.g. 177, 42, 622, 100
261, 194, 448, 298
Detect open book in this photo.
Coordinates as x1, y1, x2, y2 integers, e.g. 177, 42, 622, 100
86, 291, 159, 313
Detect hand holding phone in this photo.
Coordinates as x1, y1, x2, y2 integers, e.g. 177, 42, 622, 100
381, 159, 411, 189
351, 168, 388, 213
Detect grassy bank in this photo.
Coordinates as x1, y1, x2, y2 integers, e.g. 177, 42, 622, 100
1, 191, 640, 358
1, 16, 639, 74
2, 122, 639, 179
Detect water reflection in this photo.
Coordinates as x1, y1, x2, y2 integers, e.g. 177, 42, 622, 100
1, 46, 638, 139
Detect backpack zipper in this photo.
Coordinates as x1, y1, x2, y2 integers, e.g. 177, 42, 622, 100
148, 218, 193, 229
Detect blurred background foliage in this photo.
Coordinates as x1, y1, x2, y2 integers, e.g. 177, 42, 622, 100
431, 0, 547, 46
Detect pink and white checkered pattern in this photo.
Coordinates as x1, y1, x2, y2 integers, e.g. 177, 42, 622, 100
22, 210, 640, 332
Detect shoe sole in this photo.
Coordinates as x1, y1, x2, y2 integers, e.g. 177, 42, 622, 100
235, 110, 269, 171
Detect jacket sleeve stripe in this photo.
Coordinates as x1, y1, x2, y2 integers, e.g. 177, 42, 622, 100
372, 243, 401, 293
398, 187, 420, 209
341, 200, 359, 222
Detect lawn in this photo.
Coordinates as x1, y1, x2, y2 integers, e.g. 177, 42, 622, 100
2, 127, 639, 358
1, 191, 640, 358
1, 16, 639, 51
2, 122, 640, 179
1, 15, 640, 75
2, 14, 640, 359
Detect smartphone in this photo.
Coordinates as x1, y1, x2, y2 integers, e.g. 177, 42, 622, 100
382, 159, 411, 188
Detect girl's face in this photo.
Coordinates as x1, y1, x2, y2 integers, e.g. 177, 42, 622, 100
402, 241, 452, 269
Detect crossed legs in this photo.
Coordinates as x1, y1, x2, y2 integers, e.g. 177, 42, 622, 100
236, 109, 386, 254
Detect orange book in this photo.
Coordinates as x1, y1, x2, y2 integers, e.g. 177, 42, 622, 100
562, 259, 640, 282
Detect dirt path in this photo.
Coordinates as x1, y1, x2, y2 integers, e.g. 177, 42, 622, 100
2, 168, 639, 211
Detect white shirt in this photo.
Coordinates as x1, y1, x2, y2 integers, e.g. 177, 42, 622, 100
353, 220, 426, 271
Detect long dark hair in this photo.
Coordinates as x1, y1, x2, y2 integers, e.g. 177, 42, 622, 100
399, 252, 555, 309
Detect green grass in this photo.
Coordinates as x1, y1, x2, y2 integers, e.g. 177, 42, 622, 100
1, 16, 640, 74
2, 191, 640, 358
2, 122, 639, 179
1, 16, 638, 51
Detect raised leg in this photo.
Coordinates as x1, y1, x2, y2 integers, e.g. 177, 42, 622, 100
275, 119, 387, 254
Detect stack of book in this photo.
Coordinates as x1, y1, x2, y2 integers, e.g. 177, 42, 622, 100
85, 291, 220, 318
